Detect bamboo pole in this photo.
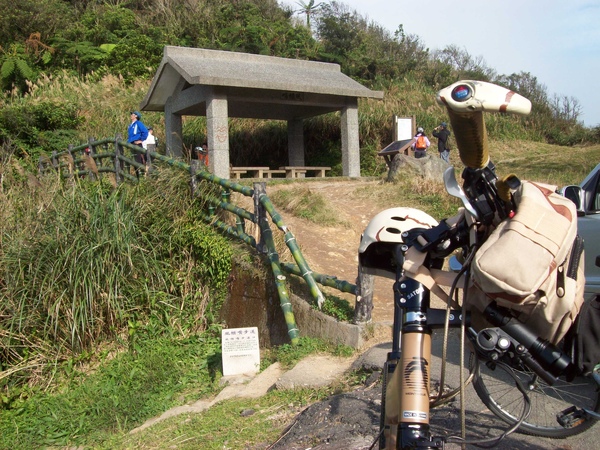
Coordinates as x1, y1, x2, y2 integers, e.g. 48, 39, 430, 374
259, 194, 326, 309
257, 209, 300, 344
281, 262, 356, 294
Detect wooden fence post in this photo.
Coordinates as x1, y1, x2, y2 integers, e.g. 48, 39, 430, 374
253, 182, 267, 253
353, 263, 374, 323
87, 137, 96, 181
114, 134, 123, 185
146, 143, 155, 174
67, 144, 75, 177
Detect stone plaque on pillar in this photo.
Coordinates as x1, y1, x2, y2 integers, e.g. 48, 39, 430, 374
221, 327, 260, 376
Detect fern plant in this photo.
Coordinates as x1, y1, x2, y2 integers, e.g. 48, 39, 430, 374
0, 43, 35, 91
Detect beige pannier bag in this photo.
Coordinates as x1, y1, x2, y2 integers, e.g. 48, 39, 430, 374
470, 181, 585, 344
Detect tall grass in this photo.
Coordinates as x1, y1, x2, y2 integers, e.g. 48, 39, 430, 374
18, 71, 164, 143
0, 331, 225, 450
0, 165, 234, 391
489, 140, 599, 186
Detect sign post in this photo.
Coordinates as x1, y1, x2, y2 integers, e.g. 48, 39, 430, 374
221, 327, 260, 376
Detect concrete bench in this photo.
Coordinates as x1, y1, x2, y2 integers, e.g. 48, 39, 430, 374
279, 166, 331, 178
230, 166, 270, 179
263, 169, 287, 178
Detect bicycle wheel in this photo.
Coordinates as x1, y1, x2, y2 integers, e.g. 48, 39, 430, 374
472, 355, 600, 438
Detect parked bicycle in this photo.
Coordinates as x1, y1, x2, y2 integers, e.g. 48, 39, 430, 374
358, 80, 600, 449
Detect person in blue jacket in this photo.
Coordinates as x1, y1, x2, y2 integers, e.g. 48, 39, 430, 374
127, 111, 149, 175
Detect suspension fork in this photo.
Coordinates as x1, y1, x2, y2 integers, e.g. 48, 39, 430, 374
382, 246, 445, 449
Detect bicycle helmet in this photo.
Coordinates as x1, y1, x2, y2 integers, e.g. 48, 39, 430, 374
358, 207, 438, 279
417, 127, 424, 133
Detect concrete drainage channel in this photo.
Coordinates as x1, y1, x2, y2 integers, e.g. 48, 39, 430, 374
220, 259, 373, 350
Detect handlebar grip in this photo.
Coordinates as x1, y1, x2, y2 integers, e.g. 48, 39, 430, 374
437, 80, 532, 170
446, 108, 489, 169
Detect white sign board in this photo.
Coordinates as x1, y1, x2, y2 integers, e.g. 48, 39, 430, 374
221, 327, 260, 376
394, 116, 414, 141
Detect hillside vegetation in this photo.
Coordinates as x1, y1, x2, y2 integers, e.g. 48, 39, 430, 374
1, 0, 599, 174
1, 142, 598, 449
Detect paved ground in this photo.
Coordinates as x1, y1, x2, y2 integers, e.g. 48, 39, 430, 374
266, 333, 600, 450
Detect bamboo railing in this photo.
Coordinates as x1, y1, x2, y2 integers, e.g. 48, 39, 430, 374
39, 136, 359, 345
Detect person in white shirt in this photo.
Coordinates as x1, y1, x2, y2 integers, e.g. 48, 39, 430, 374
143, 127, 157, 149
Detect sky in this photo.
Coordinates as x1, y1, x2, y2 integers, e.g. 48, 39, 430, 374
283, 0, 600, 127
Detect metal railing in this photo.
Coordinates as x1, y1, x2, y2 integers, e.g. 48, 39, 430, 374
39, 136, 358, 345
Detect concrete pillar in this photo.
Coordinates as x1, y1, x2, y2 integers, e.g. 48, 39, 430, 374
287, 119, 305, 166
206, 92, 230, 179
341, 100, 360, 177
165, 98, 183, 158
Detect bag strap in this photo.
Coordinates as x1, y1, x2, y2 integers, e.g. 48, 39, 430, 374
404, 246, 462, 310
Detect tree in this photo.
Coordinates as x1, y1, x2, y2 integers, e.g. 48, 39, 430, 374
433, 45, 496, 82
295, 0, 324, 28
0, 33, 54, 91
0, 0, 74, 48
315, 2, 427, 81
550, 94, 581, 124
495, 71, 549, 109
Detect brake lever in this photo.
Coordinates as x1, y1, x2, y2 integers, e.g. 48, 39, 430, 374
402, 218, 469, 259
443, 167, 478, 219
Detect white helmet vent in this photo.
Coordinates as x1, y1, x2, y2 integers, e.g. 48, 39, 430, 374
359, 207, 438, 253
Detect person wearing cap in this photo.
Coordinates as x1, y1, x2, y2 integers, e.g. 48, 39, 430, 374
127, 111, 149, 174
195, 142, 209, 167
432, 122, 451, 163
411, 126, 430, 159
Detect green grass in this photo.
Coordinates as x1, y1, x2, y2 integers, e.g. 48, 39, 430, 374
318, 294, 355, 322
100, 387, 334, 450
0, 335, 352, 449
269, 186, 349, 227
489, 140, 600, 187
0, 329, 223, 449
267, 336, 354, 370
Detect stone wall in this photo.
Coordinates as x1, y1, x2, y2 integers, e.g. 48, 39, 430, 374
220, 258, 368, 349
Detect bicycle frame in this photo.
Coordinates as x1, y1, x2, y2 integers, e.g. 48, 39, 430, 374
370, 80, 599, 449
376, 176, 587, 449
380, 247, 466, 449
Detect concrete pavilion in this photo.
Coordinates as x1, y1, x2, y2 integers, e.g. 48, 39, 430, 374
139, 46, 384, 179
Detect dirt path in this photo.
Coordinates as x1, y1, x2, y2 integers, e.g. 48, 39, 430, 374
260, 179, 397, 325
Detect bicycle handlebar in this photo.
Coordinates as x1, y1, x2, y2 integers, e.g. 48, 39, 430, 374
436, 80, 532, 169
